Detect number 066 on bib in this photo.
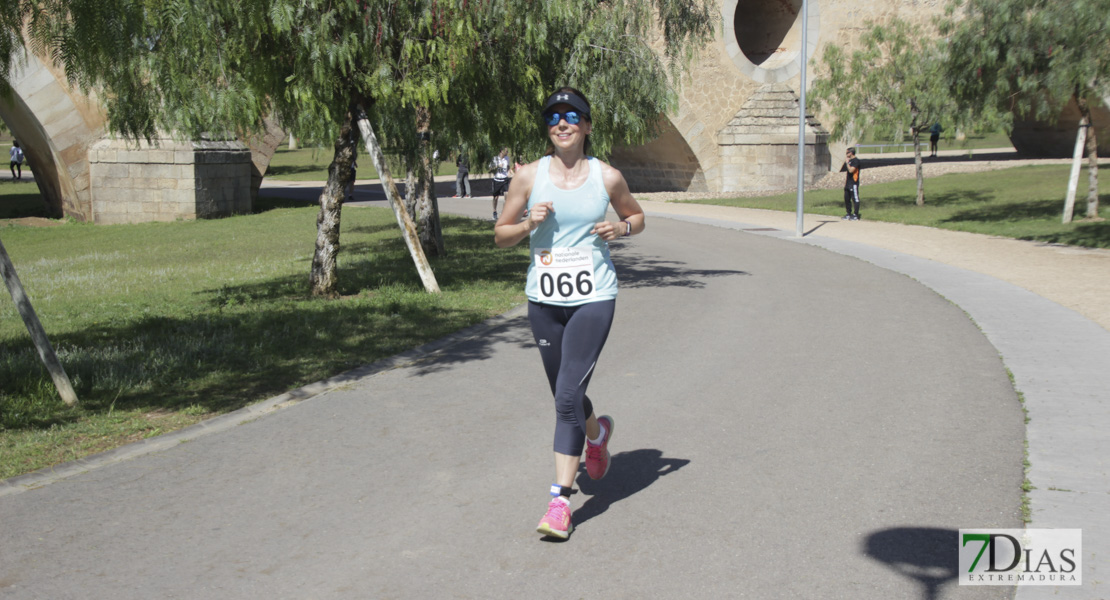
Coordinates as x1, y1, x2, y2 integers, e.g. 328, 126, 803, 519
534, 247, 597, 302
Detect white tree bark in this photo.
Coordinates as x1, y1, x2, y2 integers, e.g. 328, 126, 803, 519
355, 111, 441, 293
0, 238, 78, 406
1063, 117, 1087, 224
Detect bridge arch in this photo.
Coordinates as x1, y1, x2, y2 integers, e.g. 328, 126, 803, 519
723, 0, 821, 84
1, 49, 104, 220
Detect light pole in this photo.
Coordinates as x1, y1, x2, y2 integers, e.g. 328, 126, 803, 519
795, 0, 809, 238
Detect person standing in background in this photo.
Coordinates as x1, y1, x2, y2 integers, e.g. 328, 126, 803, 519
10, 141, 24, 180
929, 123, 943, 157
843, 147, 861, 221
454, 152, 471, 198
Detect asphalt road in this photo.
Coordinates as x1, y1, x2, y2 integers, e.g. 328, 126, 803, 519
0, 194, 1025, 599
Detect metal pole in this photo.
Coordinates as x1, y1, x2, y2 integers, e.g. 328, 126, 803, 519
795, 0, 809, 237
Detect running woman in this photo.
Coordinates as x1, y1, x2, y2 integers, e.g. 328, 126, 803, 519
494, 87, 644, 540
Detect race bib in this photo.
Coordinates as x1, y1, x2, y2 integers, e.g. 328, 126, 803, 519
534, 247, 596, 302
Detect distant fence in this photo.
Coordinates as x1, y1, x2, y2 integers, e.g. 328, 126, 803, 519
854, 142, 920, 154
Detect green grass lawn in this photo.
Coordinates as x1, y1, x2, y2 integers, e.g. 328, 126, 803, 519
1, 198, 528, 479
266, 147, 460, 181
681, 164, 1110, 248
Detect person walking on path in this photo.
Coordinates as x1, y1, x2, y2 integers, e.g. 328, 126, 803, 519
490, 147, 512, 220
454, 153, 471, 198
495, 87, 645, 540
929, 123, 943, 157
843, 147, 861, 221
10, 141, 24, 180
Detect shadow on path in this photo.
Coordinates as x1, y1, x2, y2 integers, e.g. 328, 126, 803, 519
805, 219, 839, 236
856, 150, 1024, 168
572, 449, 690, 528
611, 251, 749, 289
864, 527, 960, 600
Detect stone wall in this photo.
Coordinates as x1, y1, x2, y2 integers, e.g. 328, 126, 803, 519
716, 83, 830, 192
618, 0, 952, 194
88, 138, 252, 224
609, 119, 710, 192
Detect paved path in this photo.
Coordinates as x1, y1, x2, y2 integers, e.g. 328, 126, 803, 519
2, 179, 1106, 598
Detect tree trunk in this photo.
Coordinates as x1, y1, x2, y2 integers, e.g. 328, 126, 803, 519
913, 129, 925, 206
418, 177, 445, 257
1083, 107, 1100, 220
0, 238, 78, 406
404, 168, 419, 221
355, 104, 441, 293
309, 110, 358, 298
415, 106, 445, 257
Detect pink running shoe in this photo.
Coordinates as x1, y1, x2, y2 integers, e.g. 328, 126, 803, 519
536, 498, 573, 539
585, 415, 614, 480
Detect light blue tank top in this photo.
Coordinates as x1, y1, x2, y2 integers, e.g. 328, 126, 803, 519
525, 156, 618, 306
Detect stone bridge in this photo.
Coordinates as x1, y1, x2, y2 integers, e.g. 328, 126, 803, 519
3, 0, 1106, 223
0, 49, 275, 224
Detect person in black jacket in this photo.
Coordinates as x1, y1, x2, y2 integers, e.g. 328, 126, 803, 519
454, 152, 471, 198
843, 147, 861, 221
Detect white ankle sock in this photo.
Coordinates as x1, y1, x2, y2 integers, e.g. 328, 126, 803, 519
588, 423, 607, 446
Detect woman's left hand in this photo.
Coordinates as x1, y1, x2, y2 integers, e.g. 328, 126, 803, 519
591, 220, 624, 241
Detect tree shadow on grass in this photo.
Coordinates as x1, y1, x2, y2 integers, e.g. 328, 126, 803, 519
253, 196, 316, 212
1, 290, 498, 431
942, 198, 1067, 223
868, 189, 995, 209
939, 194, 1110, 247
0, 189, 51, 220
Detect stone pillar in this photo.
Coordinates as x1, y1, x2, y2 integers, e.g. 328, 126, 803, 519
716, 83, 830, 193
88, 137, 252, 224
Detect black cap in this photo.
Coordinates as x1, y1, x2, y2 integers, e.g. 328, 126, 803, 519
541, 90, 591, 120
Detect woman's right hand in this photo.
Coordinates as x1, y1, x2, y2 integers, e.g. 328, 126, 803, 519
527, 202, 554, 231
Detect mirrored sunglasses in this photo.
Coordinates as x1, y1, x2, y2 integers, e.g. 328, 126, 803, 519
543, 111, 583, 126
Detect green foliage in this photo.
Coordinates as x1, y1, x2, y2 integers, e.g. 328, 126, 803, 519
941, 0, 1110, 122
810, 18, 971, 144
16, 0, 716, 162
940, 0, 1108, 217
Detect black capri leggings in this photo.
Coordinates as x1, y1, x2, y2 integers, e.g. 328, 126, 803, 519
528, 299, 616, 456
